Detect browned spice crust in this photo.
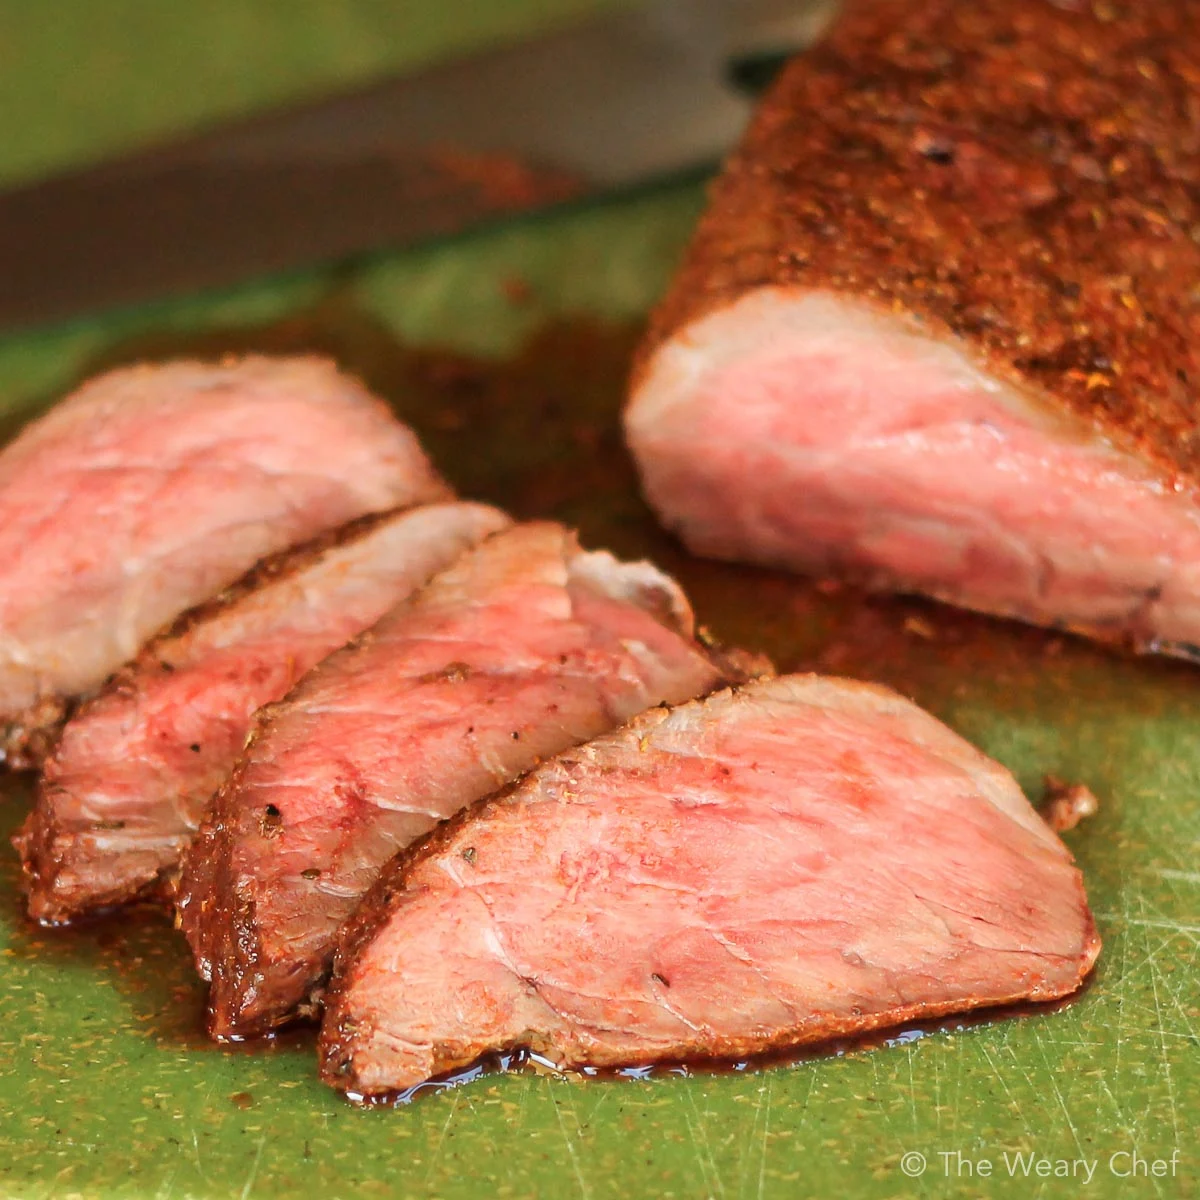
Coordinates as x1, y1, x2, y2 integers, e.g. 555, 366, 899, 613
635, 0, 1200, 484
324, 979, 1099, 1095
173, 696, 307, 1040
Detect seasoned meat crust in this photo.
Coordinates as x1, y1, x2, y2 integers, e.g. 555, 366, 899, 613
636, 0, 1200, 485
320, 674, 1099, 1096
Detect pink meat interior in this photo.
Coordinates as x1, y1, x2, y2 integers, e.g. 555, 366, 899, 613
628, 290, 1200, 649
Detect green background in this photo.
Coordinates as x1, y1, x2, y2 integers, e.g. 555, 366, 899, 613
0, 3, 1196, 1196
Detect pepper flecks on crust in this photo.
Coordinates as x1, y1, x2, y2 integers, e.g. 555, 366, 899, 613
636, 0, 1200, 484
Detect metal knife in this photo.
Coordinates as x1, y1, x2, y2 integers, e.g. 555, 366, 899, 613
0, 0, 834, 332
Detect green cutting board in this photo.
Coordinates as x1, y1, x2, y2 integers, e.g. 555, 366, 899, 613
0, 4, 1196, 1197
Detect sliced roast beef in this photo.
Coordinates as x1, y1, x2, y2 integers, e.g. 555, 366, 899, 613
626, 0, 1200, 655
177, 521, 741, 1039
15, 502, 509, 924
0, 356, 448, 767
320, 674, 1100, 1097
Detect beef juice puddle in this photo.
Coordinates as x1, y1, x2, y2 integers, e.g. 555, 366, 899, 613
349, 984, 1095, 1108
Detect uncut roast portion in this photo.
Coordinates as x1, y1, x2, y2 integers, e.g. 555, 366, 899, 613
320, 674, 1099, 1097
626, 0, 1200, 655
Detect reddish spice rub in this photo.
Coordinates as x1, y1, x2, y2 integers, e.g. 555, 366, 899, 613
635, 0, 1200, 480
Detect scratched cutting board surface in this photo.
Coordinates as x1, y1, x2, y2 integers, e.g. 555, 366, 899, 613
0, 3, 1198, 1198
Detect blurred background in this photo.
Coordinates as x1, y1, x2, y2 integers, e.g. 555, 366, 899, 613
0, 0, 768, 432
1, 1, 614, 188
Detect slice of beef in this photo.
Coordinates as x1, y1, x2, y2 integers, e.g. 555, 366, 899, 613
626, 0, 1200, 656
177, 521, 741, 1039
320, 674, 1100, 1097
0, 356, 448, 767
15, 502, 509, 924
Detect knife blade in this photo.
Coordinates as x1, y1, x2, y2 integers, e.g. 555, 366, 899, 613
0, 0, 834, 333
